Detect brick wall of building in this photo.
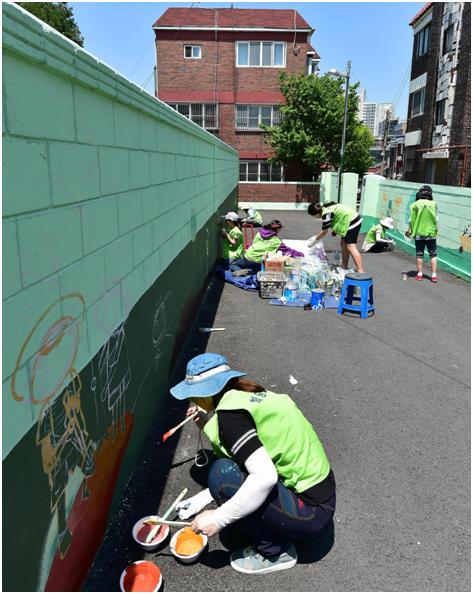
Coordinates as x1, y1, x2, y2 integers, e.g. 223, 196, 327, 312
239, 182, 319, 203
446, 2, 471, 187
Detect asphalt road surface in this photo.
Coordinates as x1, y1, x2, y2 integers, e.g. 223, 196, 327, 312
84, 210, 470, 592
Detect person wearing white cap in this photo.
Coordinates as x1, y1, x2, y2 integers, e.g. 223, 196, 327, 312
221, 211, 244, 267
362, 217, 395, 253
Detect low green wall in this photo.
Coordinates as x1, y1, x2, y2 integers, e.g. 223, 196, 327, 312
2, 4, 238, 591
360, 176, 470, 281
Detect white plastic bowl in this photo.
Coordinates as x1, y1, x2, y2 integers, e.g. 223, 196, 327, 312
170, 527, 208, 564
120, 560, 162, 592
132, 516, 170, 552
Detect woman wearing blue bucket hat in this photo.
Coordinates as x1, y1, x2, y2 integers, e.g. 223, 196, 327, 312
170, 353, 336, 575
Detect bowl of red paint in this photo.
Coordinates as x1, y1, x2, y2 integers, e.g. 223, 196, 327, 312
132, 516, 170, 551
120, 560, 162, 592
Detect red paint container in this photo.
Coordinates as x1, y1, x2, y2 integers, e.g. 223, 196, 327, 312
120, 561, 162, 592
132, 516, 170, 551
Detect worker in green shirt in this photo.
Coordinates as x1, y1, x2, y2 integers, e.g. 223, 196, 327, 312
362, 217, 395, 253
242, 206, 264, 227
405, 185, 439, 282
170, 353, 336, 575
221, 212, 244, 267
307, 202, 365, 272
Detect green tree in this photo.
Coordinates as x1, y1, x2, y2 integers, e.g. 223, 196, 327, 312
262, 72, 374, 181
17, 2, 84, 46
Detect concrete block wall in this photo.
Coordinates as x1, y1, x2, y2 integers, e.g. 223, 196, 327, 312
360, 175, 470, 280
2, 4, 238, 591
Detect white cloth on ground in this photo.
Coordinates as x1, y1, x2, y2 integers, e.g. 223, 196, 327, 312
175, 488, 214, 520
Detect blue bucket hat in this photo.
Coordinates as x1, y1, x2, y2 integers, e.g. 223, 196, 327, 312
170, 353, 247, 400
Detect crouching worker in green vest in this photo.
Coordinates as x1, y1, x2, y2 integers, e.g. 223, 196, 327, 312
362, 217, 395, 253
170, 353, 336, 575
308, 202, 365, 272
221, 211, 244, 268
230, 220, 303, 275
405, 185, 439, 282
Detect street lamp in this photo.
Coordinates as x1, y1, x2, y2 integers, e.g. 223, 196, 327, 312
327, 60, 351, 203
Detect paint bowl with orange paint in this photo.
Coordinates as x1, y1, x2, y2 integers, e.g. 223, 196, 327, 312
120, 560, 162, 592
132, 516, 170, 551
170, 527, 208, 564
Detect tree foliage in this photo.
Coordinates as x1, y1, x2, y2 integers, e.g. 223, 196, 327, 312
17, 2, 84, 46
262, 72, 374, 180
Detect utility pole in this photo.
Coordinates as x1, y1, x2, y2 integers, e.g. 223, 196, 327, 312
337, 60, 351, 203
380, 109, 391, 177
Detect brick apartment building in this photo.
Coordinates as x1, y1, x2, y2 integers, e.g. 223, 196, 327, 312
404, 2, 470, 187
153, 7, 320, 203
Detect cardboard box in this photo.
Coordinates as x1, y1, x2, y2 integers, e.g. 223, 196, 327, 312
264, 256, 285, 273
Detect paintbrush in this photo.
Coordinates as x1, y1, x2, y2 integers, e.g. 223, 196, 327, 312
162, 411, 199, 442
143, 518, 193, 527
145, 488, 189, 542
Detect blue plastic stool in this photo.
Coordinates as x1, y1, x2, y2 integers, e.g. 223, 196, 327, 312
337, 273, 374, 319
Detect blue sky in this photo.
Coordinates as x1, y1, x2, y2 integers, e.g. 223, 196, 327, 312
70, 1, 424, 118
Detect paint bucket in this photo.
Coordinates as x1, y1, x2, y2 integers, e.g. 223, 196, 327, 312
132, 517, 170, 551
310, 289, 325, 309
120, 560, 162, 592
170, 527, 208, 564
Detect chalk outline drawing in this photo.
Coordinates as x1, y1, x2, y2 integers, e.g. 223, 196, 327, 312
10, 293, 95, 560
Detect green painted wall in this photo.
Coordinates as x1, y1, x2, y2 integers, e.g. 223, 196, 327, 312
360, 176, 471, 281
2, 4, 238, 591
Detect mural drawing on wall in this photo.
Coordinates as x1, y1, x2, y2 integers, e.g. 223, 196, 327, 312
9, 294, 135, 591
459, 224, 471, 253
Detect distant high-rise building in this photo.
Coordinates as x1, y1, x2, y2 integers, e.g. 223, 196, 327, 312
376, 102, 394, 137
357, 87, 367, 121
363, 102, 378, 135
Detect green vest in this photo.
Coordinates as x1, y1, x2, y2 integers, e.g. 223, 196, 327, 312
365, 223, 385, 245
409, 199, 438, 237
323, 204, 357, 237
222, 227, 244, 260
203, 389, 331, 494
245, 232, 281, 263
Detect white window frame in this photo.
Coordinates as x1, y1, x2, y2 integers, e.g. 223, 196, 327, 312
235, 41, 286, 67
235, 105, 281, 130
167, 102, 218, 129
239, 161, 284, 182
414, 24, 430, 58
184, 45, 202, 59
411, 88, 425, 117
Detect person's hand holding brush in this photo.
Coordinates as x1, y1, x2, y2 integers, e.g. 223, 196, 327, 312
186, 403, 211, 429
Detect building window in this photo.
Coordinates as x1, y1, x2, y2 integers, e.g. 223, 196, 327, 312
236, 42, 286, 67
411, 88, 425, 117
239, 161, 283, 182
414, 24, 430, 58
442, 24, 454, 54
184, 45, 202, 59
307, 57, 319, 75
435, 99, 446, 125
235, 105, 281, 130
167, 103, 218, 129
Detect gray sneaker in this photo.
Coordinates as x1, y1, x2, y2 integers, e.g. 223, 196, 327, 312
230, 543, 297, 575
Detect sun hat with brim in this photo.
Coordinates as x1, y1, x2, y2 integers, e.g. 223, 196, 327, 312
170, 353, 247, 400
221, 211, 239, 222
379, 217, 395, 229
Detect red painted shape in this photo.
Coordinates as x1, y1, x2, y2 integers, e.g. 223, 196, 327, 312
45, 413, 134, 592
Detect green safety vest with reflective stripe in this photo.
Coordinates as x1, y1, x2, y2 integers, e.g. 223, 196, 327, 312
409, 199, 438, 237
203, 389, 331, 494
222, 227, 244, 260
323, 204, 357, 237
364, 223, 386, 245
245, 232, 281, 263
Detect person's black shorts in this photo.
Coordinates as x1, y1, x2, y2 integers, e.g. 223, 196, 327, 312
343, 222, 362, 244
415, 237, 437, 258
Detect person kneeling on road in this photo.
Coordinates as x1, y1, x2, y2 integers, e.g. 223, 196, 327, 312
362, 217, 395, 253
170, 353, 336, 575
